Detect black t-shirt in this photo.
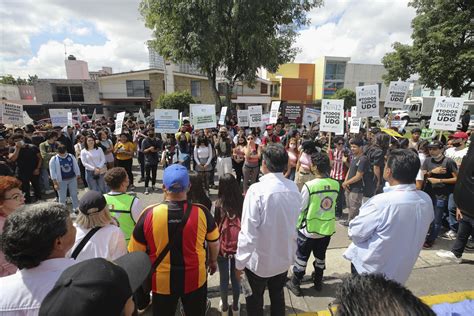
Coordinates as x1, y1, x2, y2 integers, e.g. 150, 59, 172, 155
347, 155, 369, 193
9, 144, 40, 175
142, 137, 162, 166
364, 145, 385, 196
422, 156, 458, 197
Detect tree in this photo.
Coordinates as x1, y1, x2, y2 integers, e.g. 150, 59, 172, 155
0, 74, 39, 85
382, 0, 473, 97
140, 0, 322, 108
0, 75, 17, 85
156, 91, 195, 114
331, 88, 356, 111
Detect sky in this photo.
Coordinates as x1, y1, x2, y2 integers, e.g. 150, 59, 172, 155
0, 0, 416, 79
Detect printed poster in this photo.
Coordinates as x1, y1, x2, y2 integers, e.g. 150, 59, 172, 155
320, 99, 344, 135
0, 102, 23, 125
218, 106, 227, 125
190, 104, 216, 129
303, 107, 321, 127
237, 110, 249, 127
384, 81, 410, 109
269, 101, 281, 124
49, 109, 70, 127
248, 105, 262, 128
154, 109, 180, 133
114, 111, 126, 135
428, 97, 463, 131
356, 85, 379, 118
350, 117, 361, 134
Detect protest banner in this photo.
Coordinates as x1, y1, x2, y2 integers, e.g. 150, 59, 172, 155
218, 106, 227, 125
269, 101, 281, 124
260, 113, 270, 130
91, 108, 97, 121
248, 105, 262, 128
389, 119, 408, 132
237, 110, 249, 127
384, 81, 410, 109
303, 107, 321, 127
49, 109, 70, 127
23, 111, 34, 125
67, 112, 73, 127
320, 99, 344, 135
190, 104, 216, 129
350, 117, 361, 134
154, 109, 179, 133
138, 108, 146, 122
351, 106, 357, 118
114, 111, 126, 135
0, 102, 23, 125
356, 85, 379, 118
428, 97, 463, 132
282, 104, 302, 123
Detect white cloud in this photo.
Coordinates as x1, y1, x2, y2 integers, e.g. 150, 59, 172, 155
70, 27, 91, 36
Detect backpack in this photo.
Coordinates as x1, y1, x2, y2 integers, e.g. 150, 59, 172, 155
219, 211, 241, 257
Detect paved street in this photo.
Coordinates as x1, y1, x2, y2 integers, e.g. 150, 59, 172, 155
74, 163, 474, 315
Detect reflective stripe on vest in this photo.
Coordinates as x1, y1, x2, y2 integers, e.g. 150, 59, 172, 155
297, 178, 340, 236
104, 193, 136, 242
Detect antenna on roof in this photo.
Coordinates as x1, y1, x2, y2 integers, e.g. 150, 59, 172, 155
64, 43, 67, 61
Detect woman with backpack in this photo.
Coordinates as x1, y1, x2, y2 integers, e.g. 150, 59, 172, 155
214, 174, 243, 316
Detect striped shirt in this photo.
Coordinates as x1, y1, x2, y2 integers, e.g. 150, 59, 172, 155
128, 201, 219, 295
330, 148, 348, 181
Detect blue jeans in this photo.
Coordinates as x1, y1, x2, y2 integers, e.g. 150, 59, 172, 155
85, 170, 107, 194
426, 196, 448, 243
58, 177, 79, 209
448, 193, 458, 232
40, 167, 51, 192
217, 256, 240, 307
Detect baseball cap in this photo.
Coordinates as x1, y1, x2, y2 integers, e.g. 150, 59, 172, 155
449, 131, 468, 139
266, 124, 273, 130
411, 128, 422, 134
39, 252, 151, 316
426, 140, 444, 149
78, 190, 107, 215
163, 164, 189, 193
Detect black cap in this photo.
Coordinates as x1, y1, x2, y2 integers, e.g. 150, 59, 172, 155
39, 252, 151, 316
78, 190, 107, 215
427, 140, 444, 149
411, 128, 422, 134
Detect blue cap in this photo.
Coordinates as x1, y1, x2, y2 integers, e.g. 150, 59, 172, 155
163, 165, 189, 193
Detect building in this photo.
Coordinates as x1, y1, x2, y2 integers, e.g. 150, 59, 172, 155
265, 63, 315, 103
89, 67, 113, 80
217, 77, 273, 111
0, 84, 21, 100
98, 68, 213, 116
65, 55, 90, 80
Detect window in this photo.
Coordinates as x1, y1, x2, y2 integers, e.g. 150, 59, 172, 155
126, 80, 150, 97
54, 86, 84, 102
325, 62, 346, 80
358, 82, 365, 86
260, 83, 268, 94
191, 80, 201, 97
271, 84, 280, 97
307, 85, 313, 95
323, 82, 344, 96
69, 86, 84, 102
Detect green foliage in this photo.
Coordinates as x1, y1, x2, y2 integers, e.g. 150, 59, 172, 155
331, 88, 356, 110
0, 74, 38, 85
382, 0, 473, 97
140, 0, 322, 107
156, 91, 195, 114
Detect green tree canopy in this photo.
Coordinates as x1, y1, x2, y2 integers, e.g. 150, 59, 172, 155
0, 74, 38, 85
331, 88, 356, 110
140, 0, 321, 108
156, 91, 195, 114
382, 0, 473, 97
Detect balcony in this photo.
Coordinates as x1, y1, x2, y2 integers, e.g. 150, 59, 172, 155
52, 94, 84, 102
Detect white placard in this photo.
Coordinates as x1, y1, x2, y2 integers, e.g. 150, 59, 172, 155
320, 99, 344, 135
154, 109, 179, 133
190, 104, 216, 129
67, 112, 73, 127
356, 85, 379, 118
237, 110, 249, 127
428, 97, 464, 131
269, 101, 281, 124
49, 109, 70, 127
114, 111, 126, 135
303, 107, 321, 127
384, 81, 410, 109
138, 108, 146, 122
248, 105, 262, 128
390, 120, 408, 132
23, 111, 34, 125
351, 106, 357, 118
0, 102, 23, 125
218, 106, 227, 125
76, 109, 82, 123
350, 117, 361, 134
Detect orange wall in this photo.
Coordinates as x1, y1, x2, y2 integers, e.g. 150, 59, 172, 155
281, 78, 307, 103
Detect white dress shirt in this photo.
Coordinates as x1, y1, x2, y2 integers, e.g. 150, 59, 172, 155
0, 258, 75, 316
343, 184, 434, 285
236, 172, 302, 277
66, 223, 127, 262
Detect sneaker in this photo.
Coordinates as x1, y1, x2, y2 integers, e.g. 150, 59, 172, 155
436, 250, 462, 264
151, 185, 156, 192
144, 188, 150, 195
465, 240, 474, 251
442, 230, 457, 240
423, 241, 434, 249
286, 279, 302, 297
218, 300, 229, 316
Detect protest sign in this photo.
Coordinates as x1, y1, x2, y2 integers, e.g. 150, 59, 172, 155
23, 111, 34, 125
303, 107, 321, 127
384, 81, 410, 109
0, 102, 23, 125
190, 104, 216, 129
76, 109, 82, 123
350, 117, 361, 134
218, 106, 227, 125
283, 104, 302, 123
351, 106, 357, 118
67, 112, 73, 127
114, 111, 126, 135
269, 101, 281, 124
428, 97, 463, 131
320, 99, 344, 135
49, 109, 70, 127
260, 113, 270, 130
356, 85, 379, 118
389, 119, 408, 132
138, 108, 146, 122
248, 105, 262, 128
237, 110, 249, 127
154, 109, 179, 133
91, 109, 97, 121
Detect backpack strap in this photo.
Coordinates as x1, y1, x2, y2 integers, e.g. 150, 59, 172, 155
71, 227, 101, 259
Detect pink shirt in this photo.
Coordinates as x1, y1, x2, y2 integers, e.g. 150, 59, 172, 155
299, 152, 312, 171
0, 215, 17, 277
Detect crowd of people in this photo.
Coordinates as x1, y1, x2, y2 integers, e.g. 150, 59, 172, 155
0, 112, 473, 316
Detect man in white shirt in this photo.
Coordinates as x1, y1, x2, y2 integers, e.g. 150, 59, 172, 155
0, 202, 76, 315
236, 143, 302, 316
343, 149, 434, 285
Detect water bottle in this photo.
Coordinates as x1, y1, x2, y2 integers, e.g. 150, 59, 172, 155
240, 273, 253, 297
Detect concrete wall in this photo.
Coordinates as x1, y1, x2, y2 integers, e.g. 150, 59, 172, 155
34, 79, 100, 103
0, 84, 20, 100
65, 60, 90, 80
344, 63, 388, 98
173, 75, 214, 104
149, 73, 165, 107
18, 85, 35, 100
99, 73, 150, 99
